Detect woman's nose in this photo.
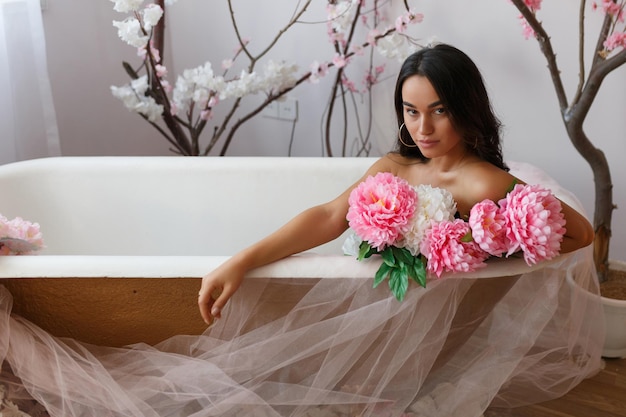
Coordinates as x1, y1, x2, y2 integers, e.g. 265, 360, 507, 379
418, 116, 433, 135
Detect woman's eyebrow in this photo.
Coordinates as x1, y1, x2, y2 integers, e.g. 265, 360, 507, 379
402, 100, 443, 108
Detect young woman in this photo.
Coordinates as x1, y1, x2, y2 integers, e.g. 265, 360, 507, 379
0, 44, 600, 417
198, 43, 594, 325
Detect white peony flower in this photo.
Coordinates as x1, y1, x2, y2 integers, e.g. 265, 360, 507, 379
398, 184, 457, 256
342, 231, 363, 257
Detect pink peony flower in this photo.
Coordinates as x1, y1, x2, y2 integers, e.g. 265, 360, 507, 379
347, 172, 417, 251
468, 199, 509, 256
398, 184, 457, 256
499, 184, 566, 265
0, 214, 44, 255
420, 219, 489, 278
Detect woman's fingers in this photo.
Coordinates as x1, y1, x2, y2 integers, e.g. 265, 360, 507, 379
198, 278, 240, 325
210, 284, 239, 320
198, 278, 222, 324
198, 287, 216, 325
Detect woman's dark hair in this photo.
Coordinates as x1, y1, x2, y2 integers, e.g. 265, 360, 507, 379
393, 43, 508, 171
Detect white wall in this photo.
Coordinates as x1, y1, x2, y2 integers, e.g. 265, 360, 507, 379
40, 0, 626, 260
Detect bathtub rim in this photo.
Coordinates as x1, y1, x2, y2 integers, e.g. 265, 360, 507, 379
0, 252, 569, 279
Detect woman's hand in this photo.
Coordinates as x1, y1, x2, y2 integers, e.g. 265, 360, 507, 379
198, 262, 245, 325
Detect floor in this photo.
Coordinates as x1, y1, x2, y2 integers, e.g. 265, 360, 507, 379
485, 357, 626, 417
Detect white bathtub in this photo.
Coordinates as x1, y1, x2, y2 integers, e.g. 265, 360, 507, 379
0, 156, 605, 417
0, 156, 580, 346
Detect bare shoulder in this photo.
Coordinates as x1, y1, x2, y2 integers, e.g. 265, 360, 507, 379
459, 161, 518, 203
359, 153, 418, 177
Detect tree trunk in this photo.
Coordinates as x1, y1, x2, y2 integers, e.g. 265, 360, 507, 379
565, 122, 613, 283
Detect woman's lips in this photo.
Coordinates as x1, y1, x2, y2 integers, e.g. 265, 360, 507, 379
418, 139, 438, 148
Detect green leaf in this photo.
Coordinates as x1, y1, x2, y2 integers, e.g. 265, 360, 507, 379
389, 267, 409, 302
461, 230, 474, 243
373, 262, 393, 288
122, 61, 140, 80
411, 257, 427, 288
505, 179, 518, 194
392, 246, 415, 266
380, 247, 396, 266
357, 241, 376, 260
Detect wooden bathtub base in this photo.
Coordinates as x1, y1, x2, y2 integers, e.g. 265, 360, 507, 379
2, 277, 208, 347
2, 274, 520, 363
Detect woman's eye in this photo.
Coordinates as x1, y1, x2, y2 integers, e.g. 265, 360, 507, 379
433, 107, 446, 115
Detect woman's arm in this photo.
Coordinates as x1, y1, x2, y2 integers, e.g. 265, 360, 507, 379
198, 156, 394, 325
558, 201, 595, 253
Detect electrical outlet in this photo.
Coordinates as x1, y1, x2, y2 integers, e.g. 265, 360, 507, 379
261, 101, 279, 119
278, 98, 298, 121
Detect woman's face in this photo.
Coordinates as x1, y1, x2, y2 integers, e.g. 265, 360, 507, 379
400, 75, 465, 159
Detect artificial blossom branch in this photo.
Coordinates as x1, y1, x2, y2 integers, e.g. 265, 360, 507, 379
110, 0, 422, 157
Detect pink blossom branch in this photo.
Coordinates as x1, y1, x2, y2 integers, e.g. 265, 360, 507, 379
217, 2, 416, 156
208, 0, 313, 154
510, 0, 569, 111
510, 0, 626, 280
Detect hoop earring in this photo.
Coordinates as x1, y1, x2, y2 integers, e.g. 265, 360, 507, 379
398, 123, 417, 148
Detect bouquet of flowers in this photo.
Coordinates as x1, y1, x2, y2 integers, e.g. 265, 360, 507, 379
344, 172, 566, 301
0, 214, 44, 255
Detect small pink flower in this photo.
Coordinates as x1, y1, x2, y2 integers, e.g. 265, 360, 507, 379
469, 199, 509, 256
412, 12, 424, 24
420, 219, 489, 278
347, 172, 417, 251
395, 15, 408, 33
332, 54, 349, 69
524, 0, 543, 11
341, 75, 358, 93
222, 59, 233, 70
604, 32, 626, 52
200, 109, 212, 120
160, 79, 172, 93
599, 0, 624, 19
233, 38, 250, 55
155, 64, 167, 78
499, 184, 566, 265
519, 15, 536, 39
309, 61, 329, 84
366, 29, 380, 46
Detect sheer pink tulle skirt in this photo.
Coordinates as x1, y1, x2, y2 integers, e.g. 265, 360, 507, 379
0, 247, 603, 417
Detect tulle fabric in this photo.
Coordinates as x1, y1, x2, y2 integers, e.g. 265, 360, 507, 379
0, 245, 604, 417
